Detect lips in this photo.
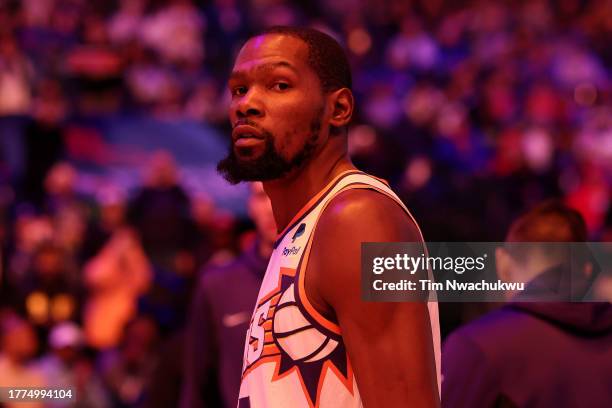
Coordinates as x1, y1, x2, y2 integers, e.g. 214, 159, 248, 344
232, 125, 264, 143
232, 125, 266, 150
234, 137, 264, 148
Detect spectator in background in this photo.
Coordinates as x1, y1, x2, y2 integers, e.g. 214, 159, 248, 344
16, 241, 80, 331
65, 12, 123, 115
40, 162, 91, 266
0, 32, 33, 116
0, 30, 33, 183
43, 162, 88, 219
124, 43, 182, 112
128, 151, 199, 334
128, 151, 194, 271
139, 0, 205, 65
180, 182, 276, 408
107, 0, 147, 46
442, 201, 612, 408
21, 78, 67, 208
37, 322, 111, 408
98, 315, 160, 408
83, 228, 151, 349
81, 185, 128, 262
0, 313, 46, 408
198, 208, 239, 267
7, 212, 54, 299
184, 77, 228, 124
189, 192, 217, 268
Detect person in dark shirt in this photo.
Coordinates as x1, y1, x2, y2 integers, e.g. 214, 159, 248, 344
127, 151, 194, 270
442, 200, 612, 408
180, 182, 276, 408
21, 78, 67, 209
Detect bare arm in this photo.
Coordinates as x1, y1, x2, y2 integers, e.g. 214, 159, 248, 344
306, 189, 439, 407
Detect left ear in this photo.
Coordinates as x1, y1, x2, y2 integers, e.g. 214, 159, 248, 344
496, 247, 513, 283
327, 88, 354, 129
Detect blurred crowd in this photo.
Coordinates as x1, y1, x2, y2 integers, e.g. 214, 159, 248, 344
0, 0, 611, 406
0, 155, 248, 407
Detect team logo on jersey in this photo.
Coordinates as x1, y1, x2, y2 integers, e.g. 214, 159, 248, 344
242, 267, 354, 407
291, 223, 306, 242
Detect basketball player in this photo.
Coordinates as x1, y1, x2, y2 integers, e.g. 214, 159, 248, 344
218, 27, 440, 407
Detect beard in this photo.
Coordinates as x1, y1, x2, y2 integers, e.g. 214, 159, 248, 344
217, 115, 322, 185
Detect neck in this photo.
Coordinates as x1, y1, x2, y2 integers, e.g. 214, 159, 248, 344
263, 138, 356, 234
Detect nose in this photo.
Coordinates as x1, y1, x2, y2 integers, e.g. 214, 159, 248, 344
234, 88, 264, 119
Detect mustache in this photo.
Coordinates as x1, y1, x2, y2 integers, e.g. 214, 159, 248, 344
232, 119, 265, 131
231, 119, 273, 141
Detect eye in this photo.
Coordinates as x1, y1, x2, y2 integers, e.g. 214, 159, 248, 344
272, 82, 290, 92
231, 86, 247, 97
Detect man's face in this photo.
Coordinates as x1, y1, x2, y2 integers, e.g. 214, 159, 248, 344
218, 34, 327, 184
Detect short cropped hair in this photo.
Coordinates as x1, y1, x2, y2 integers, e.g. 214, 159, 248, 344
254, 26, 352, 93
507, 200, 587, 243
505, 200, 588, 265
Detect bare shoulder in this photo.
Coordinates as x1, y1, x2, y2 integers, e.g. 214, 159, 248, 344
315, 187, 422, 244
307, 190, 439, 407
305, 188, 424, 317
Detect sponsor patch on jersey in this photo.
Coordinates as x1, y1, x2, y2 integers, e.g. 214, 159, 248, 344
282, 246, 301, 256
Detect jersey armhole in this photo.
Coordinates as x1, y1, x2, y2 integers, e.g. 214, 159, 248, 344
294, 183, 419, 337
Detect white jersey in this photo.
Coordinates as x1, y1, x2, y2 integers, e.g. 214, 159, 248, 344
238, 170, 441, 408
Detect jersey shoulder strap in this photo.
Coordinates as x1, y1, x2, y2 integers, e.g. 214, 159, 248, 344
294, 170, 427, 335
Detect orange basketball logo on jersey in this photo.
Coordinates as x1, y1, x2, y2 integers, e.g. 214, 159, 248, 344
242, 267, 355, 407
